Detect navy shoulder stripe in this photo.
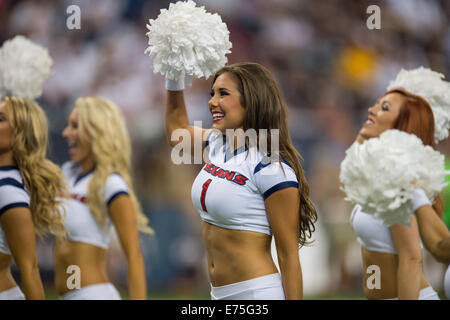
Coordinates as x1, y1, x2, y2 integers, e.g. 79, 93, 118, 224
0, 202, 29, 217
0, 178, 25, 190
0, 166, 19, 171
263, 181, 299, 200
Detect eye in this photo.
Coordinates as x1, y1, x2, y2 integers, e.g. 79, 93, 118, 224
381, 103, 389, 111
209, 90, 215, 98
219, 89, 229, 96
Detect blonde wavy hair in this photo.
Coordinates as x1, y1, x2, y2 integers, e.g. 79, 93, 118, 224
3, 96, 67, 238
74, 96, 153, 234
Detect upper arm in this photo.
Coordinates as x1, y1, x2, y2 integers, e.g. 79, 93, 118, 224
104, 174, 140, 257
390, 217, 422, 261
107, 194, 141, 257
258, 161, 300, 254
0, 207, 38, 269
265, 187, 300, 255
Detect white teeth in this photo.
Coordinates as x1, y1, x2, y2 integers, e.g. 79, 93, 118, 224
212, 113, 224, 119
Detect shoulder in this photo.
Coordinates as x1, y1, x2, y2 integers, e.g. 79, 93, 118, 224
251, 154, 298, 199
104, 173, 129, 205
0, 170, 29, 217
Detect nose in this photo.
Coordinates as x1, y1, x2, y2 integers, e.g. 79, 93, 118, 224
208, 94, 218, 110
368, 103, 377, 115
62, 126, 68, 139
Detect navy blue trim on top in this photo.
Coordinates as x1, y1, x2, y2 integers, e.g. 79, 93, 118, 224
254, 157, 293, 175
74, 167, 96, 186
0, 166, 19, 171
254, 161, 271, 175
106, 191, 129, 206
224, 144, 249, 163
263, 181, 299, 200
0, 178, 25, 190
0, 202, 29, 217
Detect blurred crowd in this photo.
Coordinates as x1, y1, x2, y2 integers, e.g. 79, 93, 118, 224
0, 0, 449, 298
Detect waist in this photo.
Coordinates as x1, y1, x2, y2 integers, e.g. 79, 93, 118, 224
202, 222, 277, 286
54, 240, 108, 294
211, 273, 284, 300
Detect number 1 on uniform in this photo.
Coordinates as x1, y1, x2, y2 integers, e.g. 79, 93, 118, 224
201, 179, 212, 212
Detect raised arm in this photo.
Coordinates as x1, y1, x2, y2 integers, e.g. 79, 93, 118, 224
165, 83, 210, 156
1, 208, 45, 299
108, 194, 147, 300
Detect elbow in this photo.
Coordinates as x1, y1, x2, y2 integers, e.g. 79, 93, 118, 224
433, 242, 450, 264
18, 259, 40, 276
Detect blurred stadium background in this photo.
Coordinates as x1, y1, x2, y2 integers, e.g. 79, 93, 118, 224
1, 0, 449, 299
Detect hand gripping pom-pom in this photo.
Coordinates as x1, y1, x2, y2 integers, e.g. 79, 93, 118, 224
144, 0, 232, 81
387, 67, 450, 144
0, 35, 53, 100
339, 130, 448, 227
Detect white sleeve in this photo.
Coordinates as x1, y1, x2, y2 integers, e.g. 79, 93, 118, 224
0, 182, 30, 216
104, 174, 129, 206
253, 159, 298, 200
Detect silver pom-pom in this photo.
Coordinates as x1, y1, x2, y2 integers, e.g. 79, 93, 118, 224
145, 0, 232, 81
387, 67, 450, 144
340, 130, 448, 227
0, 35, 53, 100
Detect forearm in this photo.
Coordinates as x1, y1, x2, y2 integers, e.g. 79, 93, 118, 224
415, 206, 450, 263
127, 252, 147, 300
166, 91, 189, 146
278, 253, 302, 300
396, 258, 421, 299
20, 265, 45, 300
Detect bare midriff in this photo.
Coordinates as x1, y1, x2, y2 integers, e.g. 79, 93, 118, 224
361, 247, 430, 299
54, 240, 109, 295
203, 222, 278, 287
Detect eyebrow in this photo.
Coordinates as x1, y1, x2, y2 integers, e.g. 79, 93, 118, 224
212, 86, 231, 92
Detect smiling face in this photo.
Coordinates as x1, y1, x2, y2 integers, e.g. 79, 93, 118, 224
358, 92, 405, 142
0, 101, 13, 159
62, 107, 94, 171
209, 72, 246, 133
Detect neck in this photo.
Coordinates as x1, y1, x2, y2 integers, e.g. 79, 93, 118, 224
0, 151, 15, 167
225, 128, 247, 153
80, 157, 95, 174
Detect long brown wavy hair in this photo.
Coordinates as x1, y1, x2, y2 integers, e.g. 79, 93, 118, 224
4, 96, 67, 237
212, 62, 317, 246
385, 88, 444, 217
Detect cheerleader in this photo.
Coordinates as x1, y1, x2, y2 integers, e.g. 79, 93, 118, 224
53, 97, 152, 300
0, 96, 67, 299
164, 62, 317, 299
350, 86, 444, 299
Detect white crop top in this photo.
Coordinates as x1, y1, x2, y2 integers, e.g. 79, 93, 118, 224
0, 166, 30, 255
350, 204, 423, 254
61, 162, 129, 249
191, 131, 299, 235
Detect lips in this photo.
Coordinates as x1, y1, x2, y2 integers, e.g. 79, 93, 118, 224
67, 141, 77, 156
364, 118, 375, 125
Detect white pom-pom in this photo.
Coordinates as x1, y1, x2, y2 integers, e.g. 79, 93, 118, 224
145, 0, 232, 81
340, 130, 448, 227
0, 35, 53, 100
387, 67, 450, 144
